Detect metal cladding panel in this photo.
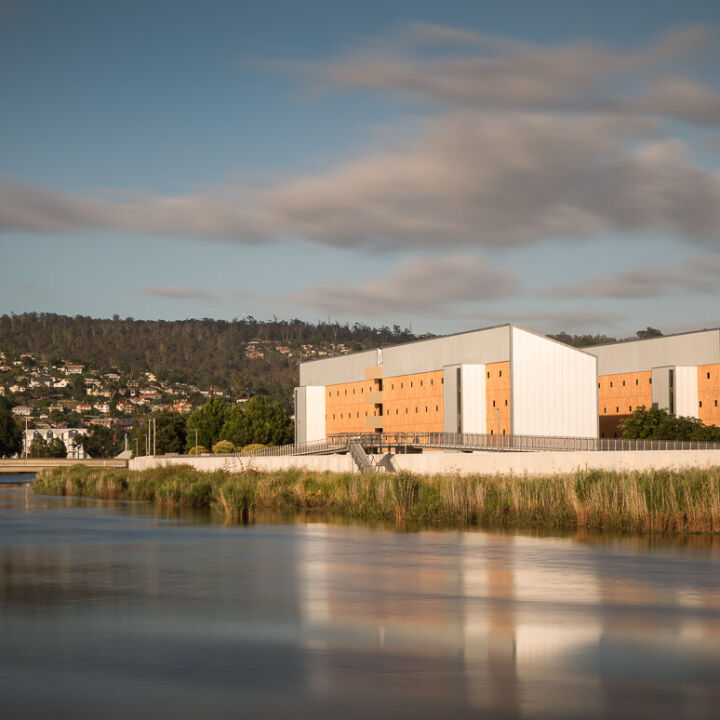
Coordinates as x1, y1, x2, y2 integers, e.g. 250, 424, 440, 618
299, 349, 379, 387
294, 386, 326, 443
511, 328, 598, 438
652, 367, 672, 411
584, 330, 720, 375
461, 365, 486, 434
383, 326, 510, 377
675, 366, 699, 419
443, 365, 460, 432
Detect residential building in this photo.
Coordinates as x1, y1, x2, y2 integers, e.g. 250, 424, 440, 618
295, 325, 598, 444
22, 428, 88, 459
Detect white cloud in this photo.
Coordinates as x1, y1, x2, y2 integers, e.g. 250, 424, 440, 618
142, 286, 217, 301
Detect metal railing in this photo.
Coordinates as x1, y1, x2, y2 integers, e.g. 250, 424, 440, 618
328, 431, 720, 453
227, 431, 720, 458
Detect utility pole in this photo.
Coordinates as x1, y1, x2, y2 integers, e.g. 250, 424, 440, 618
24, 416, 28, 458
153, 417, 156, 456
195, 428, 198, 454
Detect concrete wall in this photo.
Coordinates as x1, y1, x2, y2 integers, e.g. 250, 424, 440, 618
511, 327, 598, 438
387, 450, 720, 477
129, 449, 720, 478
295, 385, 326, 444
129, 454, 355, 474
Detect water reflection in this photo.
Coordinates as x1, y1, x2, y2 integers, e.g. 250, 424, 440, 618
1, 486, 719, 719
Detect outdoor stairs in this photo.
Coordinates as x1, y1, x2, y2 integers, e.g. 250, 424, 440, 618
349, 443, 378, 474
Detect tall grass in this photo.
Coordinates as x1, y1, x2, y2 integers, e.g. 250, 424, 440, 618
32, 465, 720, 533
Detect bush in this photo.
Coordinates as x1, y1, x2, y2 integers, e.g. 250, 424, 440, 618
212, 440, 236, 454
241, 443, 266, 454
188, 445, 208, 455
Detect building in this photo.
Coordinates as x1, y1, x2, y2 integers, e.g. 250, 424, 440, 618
582, 329, 720, 437
295, 325, 598, 444
23, 428, 88, 459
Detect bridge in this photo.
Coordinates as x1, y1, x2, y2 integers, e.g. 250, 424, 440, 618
0, 458, 129, 475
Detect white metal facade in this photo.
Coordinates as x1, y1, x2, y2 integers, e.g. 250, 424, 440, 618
511, 328, 598, 438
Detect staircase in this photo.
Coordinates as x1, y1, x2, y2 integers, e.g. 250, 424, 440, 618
349, 443, 377, 474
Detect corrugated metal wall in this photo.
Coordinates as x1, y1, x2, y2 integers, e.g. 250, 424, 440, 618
299, 349, 379, 386
511, 328, 598, 437
584, 330, 720, 375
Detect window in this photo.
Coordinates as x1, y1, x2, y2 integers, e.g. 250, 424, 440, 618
629, 406, 632, 412
405, 408, 408, 414
649, 378, 652, 384
340, 414, 343, 419
502, 429, 506, 435
493, 400, 496, 407
357, 412, 360, 418
435, 405, 439, 411
361, 387, 364, 393
699, 401, 703, 408
715, 400, 718, 407
391, 384, 394, 390
490, 429, 494, 436
598, 382, 600, 388
635, 379, 639, 385
622, 380, 626, 386
410, 381, 413, 388
396, 409, 398, 415
332, 414, 335, 420
441, 378, 444, 384
365, 412, 368, 417
344, 389, 347, 395
430, 379, 434, 385
487, 371, 490, 378
420, 380, 423, 387
603, 407, 606, 413
505, 399, 508, 406
425, 406, 428, 412
499, 370, 502, 377
616, 406, 619, 413
415, 407, 418, 413
401, 383, 404, 389
708, 372, 711, 379
610, 381, 613, 388
352, 388, 355, 394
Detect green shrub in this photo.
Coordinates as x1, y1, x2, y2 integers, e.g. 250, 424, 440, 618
212, 440, 236, 454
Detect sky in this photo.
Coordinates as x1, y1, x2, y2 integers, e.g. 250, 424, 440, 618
2, 0, 720, 337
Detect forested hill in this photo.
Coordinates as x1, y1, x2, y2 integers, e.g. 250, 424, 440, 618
0, 313, 416, 400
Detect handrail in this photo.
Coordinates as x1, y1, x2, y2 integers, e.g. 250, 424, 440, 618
227, 431, 720, 458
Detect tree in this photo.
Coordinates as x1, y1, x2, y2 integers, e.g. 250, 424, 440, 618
132, 412, 187, 455
220, 396, 294, 447
185, 397, 229, 452
636, 327, 663, 339
48, 437, 67, 458
212, 440, 236, 454
0, 401, 22, 458
79, 426, 122, 458
620, 406, 720, 441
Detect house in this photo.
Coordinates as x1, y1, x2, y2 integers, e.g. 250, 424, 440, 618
11, 405, 32, 417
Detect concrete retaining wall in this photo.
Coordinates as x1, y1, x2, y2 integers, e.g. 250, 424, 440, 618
385, 450, 720, 476
129, 449, 720, 477
129, 454, 355, 474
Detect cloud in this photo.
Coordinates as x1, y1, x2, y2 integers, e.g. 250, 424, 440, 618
142, 286, 217, 301
485, 307, 627, 335
542, 256, 720, 299
3, 112, 719, 251
288, 255, 519, 316
306, 22, 720, 124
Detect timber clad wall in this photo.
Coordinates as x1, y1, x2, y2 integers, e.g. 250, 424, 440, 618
485, 361, 510, 435
598, 371, 652, 438
698, 363, 720, 427
383, 370, 444, 433
325, 380, 379, 435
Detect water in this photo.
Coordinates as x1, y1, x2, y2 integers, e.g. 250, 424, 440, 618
1, 486, 719, 719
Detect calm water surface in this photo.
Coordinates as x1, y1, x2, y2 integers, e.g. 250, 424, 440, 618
1, 484, 719, 719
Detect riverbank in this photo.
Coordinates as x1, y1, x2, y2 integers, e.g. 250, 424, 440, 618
32, 464, 720, 533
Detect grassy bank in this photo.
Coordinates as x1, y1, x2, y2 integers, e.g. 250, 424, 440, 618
32, 464, 720, 533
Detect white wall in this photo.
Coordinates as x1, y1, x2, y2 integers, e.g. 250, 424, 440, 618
388, 449, 720, 476
511, 328, 598, 438
674, 366, 699, 419
129, 454, 355, 473
304, 386, 326, 442
461, 364, 486, 434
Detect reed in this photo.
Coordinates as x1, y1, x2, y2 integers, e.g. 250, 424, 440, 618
32, 465, 720, 533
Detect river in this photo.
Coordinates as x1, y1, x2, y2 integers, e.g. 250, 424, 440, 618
1, 482, 719, 719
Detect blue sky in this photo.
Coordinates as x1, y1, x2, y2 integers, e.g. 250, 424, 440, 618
2, 0, 720, 337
